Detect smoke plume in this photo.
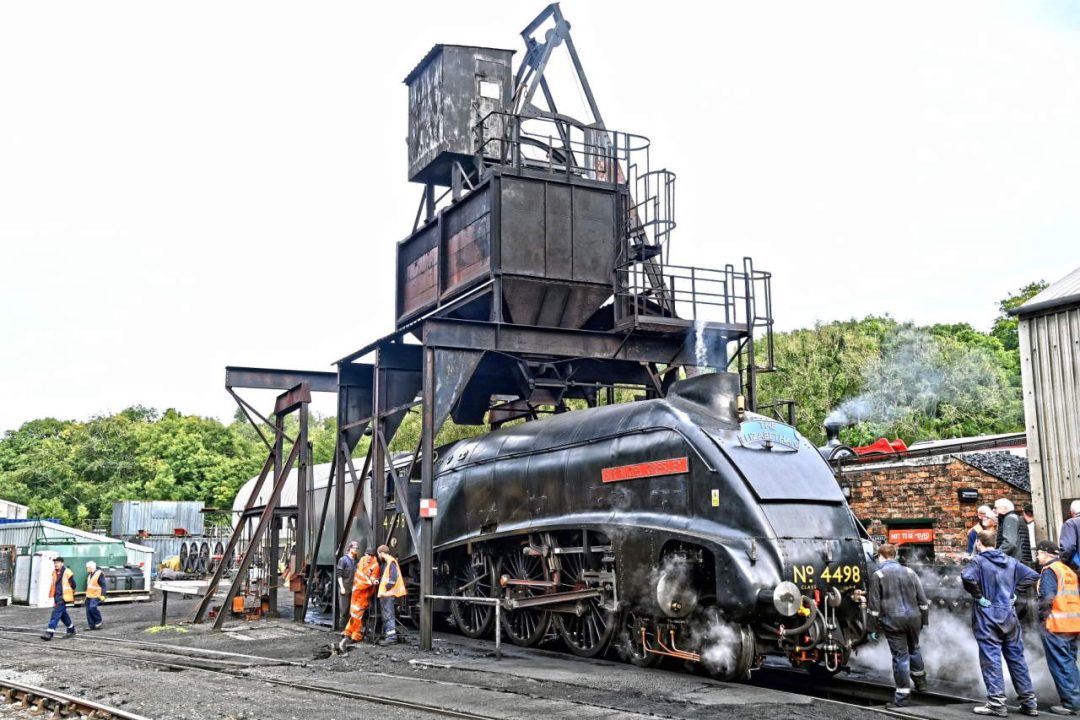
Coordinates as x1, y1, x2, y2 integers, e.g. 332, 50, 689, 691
825, 326, 1008, 432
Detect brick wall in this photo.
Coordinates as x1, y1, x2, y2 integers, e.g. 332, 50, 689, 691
841, 455, 1031, 562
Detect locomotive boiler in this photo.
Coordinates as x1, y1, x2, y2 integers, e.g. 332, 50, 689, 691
307, 372, 871, 679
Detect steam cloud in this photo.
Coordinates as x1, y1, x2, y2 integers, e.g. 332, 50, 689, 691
825, 326, 1006, 430
850, 608, 1057, 702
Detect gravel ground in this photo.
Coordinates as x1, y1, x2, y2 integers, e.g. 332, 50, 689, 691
0, 594, 884, 720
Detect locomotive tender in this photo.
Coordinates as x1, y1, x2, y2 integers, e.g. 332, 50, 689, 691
298, 372, 870, 678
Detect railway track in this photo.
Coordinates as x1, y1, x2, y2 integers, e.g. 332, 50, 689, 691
0, 677, 153, 720
0, 628, 528, 720
1, 624, 987, 720
751, 665, 988, 718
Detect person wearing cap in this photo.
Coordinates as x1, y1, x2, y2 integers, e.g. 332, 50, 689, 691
40, 557, 77, 641
336, 541, 359, 629
1035, 540, 1080, 715
377, 545, 407, 645
962, 527, 1040, 716
339, 547, 381, 651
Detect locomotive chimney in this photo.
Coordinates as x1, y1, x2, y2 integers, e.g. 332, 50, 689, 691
824, 420, 844, 448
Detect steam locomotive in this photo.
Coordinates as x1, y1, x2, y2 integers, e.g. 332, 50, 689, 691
276, 372, 871, 679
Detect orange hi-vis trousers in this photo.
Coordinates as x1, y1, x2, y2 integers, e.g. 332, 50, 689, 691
342, 586, 376, 641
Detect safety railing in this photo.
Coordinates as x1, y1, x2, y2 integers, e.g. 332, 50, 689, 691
615, 258, 770, 326
475, 111, 649, 186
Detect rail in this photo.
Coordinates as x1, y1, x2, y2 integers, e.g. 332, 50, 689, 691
0, 677, 153, 720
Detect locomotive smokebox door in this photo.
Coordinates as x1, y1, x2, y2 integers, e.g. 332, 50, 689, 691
405, 44, 515, 186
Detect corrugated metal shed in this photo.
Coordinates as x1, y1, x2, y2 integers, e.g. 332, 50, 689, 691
1014, 266, 1080, 318
0, 520, 154, 552
1016, 265, 1080, 541
231, 462, 335, 518
111, 501, 204, 537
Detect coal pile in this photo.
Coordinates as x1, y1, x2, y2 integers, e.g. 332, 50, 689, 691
957, 451, 1030, 491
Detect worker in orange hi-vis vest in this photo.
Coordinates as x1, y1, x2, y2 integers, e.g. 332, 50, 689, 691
84, 561, 107, 630
339, 547, 381, 652
1035, 541, 1080, 715
377, 545, 407, 645
41, 557, 77, 640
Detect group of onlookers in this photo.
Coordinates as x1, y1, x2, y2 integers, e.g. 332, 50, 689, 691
870, 499, 1080, 716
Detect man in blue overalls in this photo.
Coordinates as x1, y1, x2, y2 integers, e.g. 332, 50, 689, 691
962, 527, 1040, 716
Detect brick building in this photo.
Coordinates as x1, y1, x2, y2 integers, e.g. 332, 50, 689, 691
837, 438, 1031, 563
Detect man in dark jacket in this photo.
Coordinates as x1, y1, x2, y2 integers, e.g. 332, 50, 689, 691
1059, 501, 1080, 572
962, 527, 1041, 716
336, 541, 359, 629
996, 498, 1033, 567
867, 543, 930, 707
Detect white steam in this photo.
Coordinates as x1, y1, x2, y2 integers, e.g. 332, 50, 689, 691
825, 326, 1007, 430
695, 616, 741, 676
694, 318, 710, 370
850, 609, 1057, 701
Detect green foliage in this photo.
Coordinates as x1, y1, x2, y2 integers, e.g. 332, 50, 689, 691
991, 281, 1048, 352
759, 313, 1023, 447
0, 408, 265, 528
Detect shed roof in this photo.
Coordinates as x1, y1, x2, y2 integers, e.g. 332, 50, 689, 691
403, 44, 516, 85
1011, 265, 1080, 317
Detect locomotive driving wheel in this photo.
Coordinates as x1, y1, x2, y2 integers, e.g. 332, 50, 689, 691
179, 542, 193, 573
498, 536, 553, 647
450, 548, 497, 638
552, 532, 617, 657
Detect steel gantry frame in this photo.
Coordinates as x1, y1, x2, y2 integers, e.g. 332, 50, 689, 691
190, 367, 335, 629
208, 5, 776, 654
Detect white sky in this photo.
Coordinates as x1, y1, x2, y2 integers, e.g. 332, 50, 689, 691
1, 1, 1078, 433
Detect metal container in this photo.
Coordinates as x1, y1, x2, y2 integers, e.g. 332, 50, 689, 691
33, 539, 129, 591
111, 501, 205, 537
0, 498, 29, 520
396, 173, 621, 330
405, 44, 514, 185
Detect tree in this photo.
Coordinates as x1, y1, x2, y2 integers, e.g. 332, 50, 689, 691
0, 407, 267, 529
757, 317, 890, 445
757, 316, 1021, 446
991, 281, 1048, 352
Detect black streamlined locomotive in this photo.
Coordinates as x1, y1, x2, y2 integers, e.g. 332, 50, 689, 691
303, 372, 870, 678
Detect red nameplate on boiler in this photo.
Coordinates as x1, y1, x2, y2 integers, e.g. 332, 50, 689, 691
601, 457, 689, 483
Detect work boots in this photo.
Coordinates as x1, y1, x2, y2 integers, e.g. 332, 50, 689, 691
973, 704, 1008, 717
912, 673, 927, 693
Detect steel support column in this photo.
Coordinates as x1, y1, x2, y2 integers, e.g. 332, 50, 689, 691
371, 364, 386, 546
419, 346, 436, 651
295, 400, 309, 622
